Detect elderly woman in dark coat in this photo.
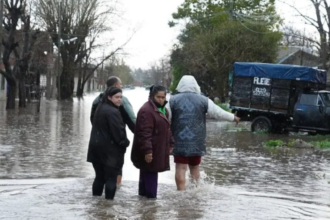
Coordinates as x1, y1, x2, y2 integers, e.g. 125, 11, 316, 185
87, 87, 130, 200
131, 85, 174, 199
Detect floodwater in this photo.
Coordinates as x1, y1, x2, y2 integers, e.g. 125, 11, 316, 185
0, 88, 329, 220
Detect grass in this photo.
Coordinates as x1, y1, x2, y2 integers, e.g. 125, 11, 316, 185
265, 139, 330, 149
265, 140, 284, 147
310, 134, 330, 139
287, 139, 296, 148
310, 140, 330, 149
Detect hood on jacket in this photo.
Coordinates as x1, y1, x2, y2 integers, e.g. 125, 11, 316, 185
176, 75, 201, 94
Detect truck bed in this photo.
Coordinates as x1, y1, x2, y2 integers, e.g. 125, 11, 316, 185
230, 63, 326, 116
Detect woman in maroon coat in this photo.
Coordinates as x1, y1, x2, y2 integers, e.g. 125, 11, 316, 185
131, 85, 174, 199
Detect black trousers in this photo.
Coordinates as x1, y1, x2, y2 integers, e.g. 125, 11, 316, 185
92, 163, 120, 200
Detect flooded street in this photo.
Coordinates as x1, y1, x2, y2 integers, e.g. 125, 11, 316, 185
0, 88, 330, 220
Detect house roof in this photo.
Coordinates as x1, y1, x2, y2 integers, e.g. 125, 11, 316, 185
277, 46, 316, 64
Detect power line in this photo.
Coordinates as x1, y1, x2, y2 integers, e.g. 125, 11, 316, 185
236, 17, 277, 34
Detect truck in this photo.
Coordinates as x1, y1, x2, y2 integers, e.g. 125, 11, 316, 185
229, 62, 329, 134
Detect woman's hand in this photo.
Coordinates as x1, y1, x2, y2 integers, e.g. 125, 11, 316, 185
169, 147, 173, 154
145, 153, 153, 163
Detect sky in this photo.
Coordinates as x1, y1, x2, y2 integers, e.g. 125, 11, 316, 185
106, 0, 322, 70
108, 0, 184, 70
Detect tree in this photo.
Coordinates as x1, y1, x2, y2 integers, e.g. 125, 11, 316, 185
103, 57, 134, 86
16, 13, 39, 108
131, 57, 172, 88
75, 37, 129, 98
147, 58, 172, 87
34, 0, 116, 100
169, 0, 282, 98
0, 0, 38, 109
282, 0, 330, 69
281, 26, 318, 55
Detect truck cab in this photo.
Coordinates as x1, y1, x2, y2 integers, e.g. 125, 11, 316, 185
293, 91, 330, 133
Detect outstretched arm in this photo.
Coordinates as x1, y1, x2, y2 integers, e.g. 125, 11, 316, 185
207, 99, 236, 122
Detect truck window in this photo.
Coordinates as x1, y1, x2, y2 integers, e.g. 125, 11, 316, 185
317, 95, 324, 106
321, 93, 330, 106
300, 94, 317, 105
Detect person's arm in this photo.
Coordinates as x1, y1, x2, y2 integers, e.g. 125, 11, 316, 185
106, 109, 130, 148
90, 96, 100, 124
207, 99, 236, 122
137, 110, 154, 155
119, 106, 135, 133
121, 96, 136, 133
122, 96, 136, 123
165, 108, 174, 153
165, 102, 172, 123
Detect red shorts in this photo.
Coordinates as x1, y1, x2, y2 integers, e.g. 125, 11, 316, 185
174, 156, 201, 166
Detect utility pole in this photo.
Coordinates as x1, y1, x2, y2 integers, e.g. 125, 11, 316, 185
300, 26, 306, 66
57, 1, 62, 100
0, 0, 3, 56
229, 0, 234, 20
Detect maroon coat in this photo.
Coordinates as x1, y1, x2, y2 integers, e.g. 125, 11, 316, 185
131, 99, 174, 173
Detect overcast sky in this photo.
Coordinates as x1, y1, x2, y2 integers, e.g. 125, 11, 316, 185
107, 0, 321, 70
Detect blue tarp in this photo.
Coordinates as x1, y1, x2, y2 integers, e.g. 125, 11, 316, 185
233, 62, 327, 84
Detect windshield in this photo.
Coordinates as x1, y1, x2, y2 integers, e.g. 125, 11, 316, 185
320, 93, 330, 106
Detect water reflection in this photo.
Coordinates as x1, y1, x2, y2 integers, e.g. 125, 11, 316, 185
0, 88, 329, 219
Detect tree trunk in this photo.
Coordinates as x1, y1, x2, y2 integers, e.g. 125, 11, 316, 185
6, 83, 16, 110
79, 80, 87, 97
46, 67, 52, 99
36, 70, 41, 113
60, 68, 74, 100
76, 61, 83, 98
50, 73, 56, 99
18, 76, 26, 108
26, 86, 31, 103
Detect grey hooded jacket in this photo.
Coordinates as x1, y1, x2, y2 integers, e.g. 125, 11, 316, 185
167, 75, 234, 157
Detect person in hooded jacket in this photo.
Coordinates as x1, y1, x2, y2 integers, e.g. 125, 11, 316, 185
87, 86, 130, 200
90, 76, 135, 185
131, 85, 174, 199
167, 75, 240, 191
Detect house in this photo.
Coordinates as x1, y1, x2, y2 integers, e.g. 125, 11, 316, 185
277, 46, 320, 67
0, 75, 6, 100
276, 46, 330, 86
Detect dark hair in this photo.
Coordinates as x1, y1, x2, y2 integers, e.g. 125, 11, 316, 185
149, 85, 166, 98
102, 86, 122, 103
106, 76, 119, 87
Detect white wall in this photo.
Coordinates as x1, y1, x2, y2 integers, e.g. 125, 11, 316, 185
0, 75, 6, 101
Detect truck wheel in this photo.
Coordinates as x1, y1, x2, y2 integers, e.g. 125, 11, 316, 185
251, 116, 272, 133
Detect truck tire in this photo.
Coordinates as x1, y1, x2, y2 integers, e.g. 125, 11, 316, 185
251, 116, 272, 133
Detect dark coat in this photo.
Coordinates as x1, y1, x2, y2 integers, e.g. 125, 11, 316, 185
87, 100, 130, 169
90, 93, 136, 133
131, 99, 174, 173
